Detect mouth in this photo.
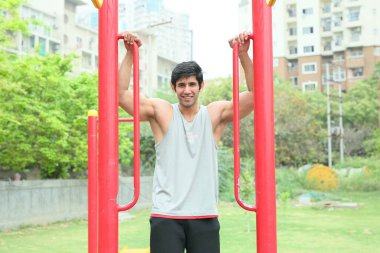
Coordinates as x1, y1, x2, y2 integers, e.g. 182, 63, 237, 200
182, 96, 193, 100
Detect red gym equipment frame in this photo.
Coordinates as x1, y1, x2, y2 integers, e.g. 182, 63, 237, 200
88, 0, 277, 252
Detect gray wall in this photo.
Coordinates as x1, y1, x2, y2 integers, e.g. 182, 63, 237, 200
0, 177, 153, 231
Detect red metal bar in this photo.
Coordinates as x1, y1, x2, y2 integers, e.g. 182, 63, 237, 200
98, 1, 119, 252
253, 1, 277, 252
232, 35, 256, 212
117, 39, 141, 212
87, 110, 98, 253
118, 118, 133, 122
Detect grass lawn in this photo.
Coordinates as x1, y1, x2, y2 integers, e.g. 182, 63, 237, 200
0, 191, 379, 253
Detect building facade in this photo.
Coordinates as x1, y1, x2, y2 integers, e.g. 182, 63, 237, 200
239, 0, 380, 92
78, 0, 193, 96
9, 0, 192, 96
125, 0, 193, 96
11, 0, 98, 74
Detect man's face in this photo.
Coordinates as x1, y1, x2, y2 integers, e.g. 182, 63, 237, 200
171, 76, 203, 108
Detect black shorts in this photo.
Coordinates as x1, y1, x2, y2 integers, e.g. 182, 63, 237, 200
150, 217, 220, 253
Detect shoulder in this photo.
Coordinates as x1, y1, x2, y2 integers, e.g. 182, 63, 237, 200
147, 99, 174, 143
206, 100, 231, 122
149, 98, 173, 113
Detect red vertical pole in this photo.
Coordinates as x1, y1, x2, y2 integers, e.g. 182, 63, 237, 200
252, 1, 277, 253
88, 110, 98, 253
233, 36, 256, 212
98, 0, 119, 252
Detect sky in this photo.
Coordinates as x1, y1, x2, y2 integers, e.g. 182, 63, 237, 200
162, 0, 240, 79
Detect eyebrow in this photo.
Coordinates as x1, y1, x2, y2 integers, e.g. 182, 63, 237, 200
177, 81, 197, 86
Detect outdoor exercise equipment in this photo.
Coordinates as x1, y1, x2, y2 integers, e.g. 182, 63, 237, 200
88, 0, 277, 252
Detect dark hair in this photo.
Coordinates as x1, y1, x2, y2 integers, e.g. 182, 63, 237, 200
171, 61, 203, 90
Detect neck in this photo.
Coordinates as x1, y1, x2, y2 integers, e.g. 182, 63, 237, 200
179, 103, 200, 122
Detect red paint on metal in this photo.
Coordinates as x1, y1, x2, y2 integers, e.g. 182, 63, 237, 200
232, 35, 256, 212
88, 114, 98, 253
253, 1, 277, 252
118, 118, 134, 122
98, 0, 119, 252
118, 41, 140, 212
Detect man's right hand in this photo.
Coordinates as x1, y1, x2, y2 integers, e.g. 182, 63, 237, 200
122, 32, 142, 51
228, 32, 251, 55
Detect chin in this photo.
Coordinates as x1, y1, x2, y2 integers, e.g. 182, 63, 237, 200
181, 101, 194, 107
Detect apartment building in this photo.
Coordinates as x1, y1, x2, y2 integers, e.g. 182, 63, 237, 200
78, 0, 193, 96
239, 0, 380, 92
128, 0, 193, 96
11, 0, 98, 74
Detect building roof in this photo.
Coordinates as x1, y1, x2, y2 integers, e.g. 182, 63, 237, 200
66, 0, 87, 6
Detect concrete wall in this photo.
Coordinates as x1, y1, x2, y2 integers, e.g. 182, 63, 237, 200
0, 177, 153, 231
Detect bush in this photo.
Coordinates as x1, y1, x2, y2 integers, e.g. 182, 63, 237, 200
276, 168, 307, 199
218, 147, 234, 201
333, 157, 380, 191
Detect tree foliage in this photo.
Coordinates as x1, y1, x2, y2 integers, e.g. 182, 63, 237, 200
274, 82, 326, 167
201, 77, 327, 167
0, 54, 97, 178
341, 62, 380, 156
0, 0, 29, 47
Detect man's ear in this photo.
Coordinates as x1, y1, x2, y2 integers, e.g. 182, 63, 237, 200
170, 83, 176, 92
199, 81, 205, 91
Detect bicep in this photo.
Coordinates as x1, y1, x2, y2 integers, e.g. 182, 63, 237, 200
118, 90, 156, 121
220, 91, 254, 122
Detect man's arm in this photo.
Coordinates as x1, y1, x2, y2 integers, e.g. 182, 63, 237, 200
207, 32, 254, 143
118, 32, 155, 121
213, 32, 254, 123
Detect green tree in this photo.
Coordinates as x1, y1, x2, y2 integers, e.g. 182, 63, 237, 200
0, 0, 29, 47
274, 82, 326, 167
0, 54, 120, 178
200, 77, 255, 157
342, 63, 380, 156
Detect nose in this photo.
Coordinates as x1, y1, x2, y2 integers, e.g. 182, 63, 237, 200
184, 85, 191, 93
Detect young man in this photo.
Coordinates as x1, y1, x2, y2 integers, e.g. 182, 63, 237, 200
118, 32, 254, 253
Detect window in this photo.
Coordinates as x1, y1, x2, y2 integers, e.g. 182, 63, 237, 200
348, 7, 360, 22
49, 42, 60, 54
335, 34, 343, 46
82, 52, 92, 69
303, 27, 314, 34
350, 67, 364, 78
288, 60, 298, 71
323, 40, 332, 51
333, 14, 343, 27
289, 76, 298, 86
333, 69, 346, 81
76, 37, 83, 49
322, 18, 332, 32
322, 3, 331, 13
89, 37, 95, 50
374, 47, 380, 56
289, 45, 298, 55
350, 47, 362, 57
302, 82, 318, 92
334, 53, 345, 61
287, 4, 296, 17
303, 63, 317, 73
302, 8, 313, 15
303, 45, 314, 53
333, 0, 342, 7
38, 37, 46, 56
350, 27, 361, 42
288, 25, 297, 36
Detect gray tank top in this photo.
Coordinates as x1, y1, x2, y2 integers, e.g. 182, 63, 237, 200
151, 103, 219, 218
